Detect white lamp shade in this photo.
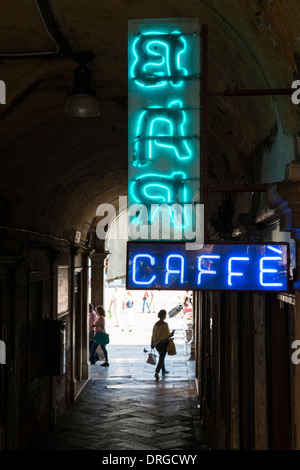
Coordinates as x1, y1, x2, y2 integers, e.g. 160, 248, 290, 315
65, 94, 100, 117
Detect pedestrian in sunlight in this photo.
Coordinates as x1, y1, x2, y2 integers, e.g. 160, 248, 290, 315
90, 305, 109, 367
89, 303, 100, 362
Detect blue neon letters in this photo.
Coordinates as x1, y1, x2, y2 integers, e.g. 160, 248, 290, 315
132, 254, 156, 285
198, 255, 220, 285
165, 254, 185, 284
127, 242, 289, 291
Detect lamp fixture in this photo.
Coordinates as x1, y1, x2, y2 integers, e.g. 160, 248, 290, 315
65, 53, 100, 117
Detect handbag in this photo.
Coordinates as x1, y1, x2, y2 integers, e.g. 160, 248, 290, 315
146, 350, 157, 365
103, 332, 110, 344
94, 331, 110, 345
167, 338, 176, 355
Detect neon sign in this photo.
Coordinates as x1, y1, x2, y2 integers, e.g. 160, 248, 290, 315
132, 100, 192, 167
126, 242, 289, 292
131, 31, 188, 88
128, 19, 201, 240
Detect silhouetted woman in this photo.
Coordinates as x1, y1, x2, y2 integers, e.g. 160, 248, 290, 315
151, 309, 175, 380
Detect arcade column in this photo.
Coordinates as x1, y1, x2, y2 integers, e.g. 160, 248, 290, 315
90, 252, 107, 308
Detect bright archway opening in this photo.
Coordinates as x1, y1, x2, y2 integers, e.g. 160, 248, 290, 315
90, 208, 194, 380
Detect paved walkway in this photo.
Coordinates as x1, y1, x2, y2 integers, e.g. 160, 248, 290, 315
39, 311, 210, 452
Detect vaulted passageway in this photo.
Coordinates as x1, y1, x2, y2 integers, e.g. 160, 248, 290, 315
1, 0, 300, 451
1, 0, 298, 241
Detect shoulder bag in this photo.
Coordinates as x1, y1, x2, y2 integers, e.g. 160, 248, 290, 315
167, 338, 176, 355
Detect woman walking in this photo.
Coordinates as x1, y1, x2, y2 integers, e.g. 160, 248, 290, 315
90, 305, 109, 367
151, 309, 175, 380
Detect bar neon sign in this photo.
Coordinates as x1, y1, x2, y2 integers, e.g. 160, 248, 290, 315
126, 242, 289, 292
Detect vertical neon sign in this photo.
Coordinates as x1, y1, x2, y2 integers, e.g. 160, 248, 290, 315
128, 19, 201, 241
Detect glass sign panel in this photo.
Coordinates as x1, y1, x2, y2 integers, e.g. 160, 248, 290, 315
128, 19, 201, 241
126, 241, 289, 292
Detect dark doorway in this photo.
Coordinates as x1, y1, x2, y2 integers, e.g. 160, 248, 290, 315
267, 295, 291, 450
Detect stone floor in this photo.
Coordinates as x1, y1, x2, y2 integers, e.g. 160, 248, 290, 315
38, 311, 210, 452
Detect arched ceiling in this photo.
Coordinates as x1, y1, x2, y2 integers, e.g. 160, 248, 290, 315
0, 0, 299, 242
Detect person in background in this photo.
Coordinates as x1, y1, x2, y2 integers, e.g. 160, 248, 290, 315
150, 290, 156, 313
182, 300, 193, 347
89, 303, 99, 360
183, 290, 193, 307
151, 309, 175, 380
183, 300, 193, 315
124, 291, 134, 332
142, 290, 151, 313
109, 287, 120, 327
90, 305, 109, 367
120, 290, 127, 331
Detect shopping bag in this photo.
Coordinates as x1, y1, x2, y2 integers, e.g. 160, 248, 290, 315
167, 339, 177, 355
146, 350, 157, 365
94, 331, 110, 345
168, 304, 183, 318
